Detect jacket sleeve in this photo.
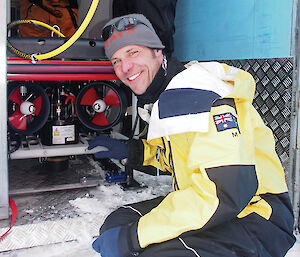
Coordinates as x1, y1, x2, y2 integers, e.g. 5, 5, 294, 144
127, 138, 172, 175
136, 100, 260, 248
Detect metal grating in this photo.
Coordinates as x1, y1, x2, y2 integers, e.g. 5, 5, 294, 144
221, 58, 294, 172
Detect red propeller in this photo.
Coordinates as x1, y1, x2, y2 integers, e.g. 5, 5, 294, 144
103, 89, 120, 106
80, 86, 120, 126
8, 88, 42, 131
9, 111, 27, 130
9, 87, 22, 106
92, 112, 109, 126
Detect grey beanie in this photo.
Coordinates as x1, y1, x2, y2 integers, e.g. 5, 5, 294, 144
102, 14, 165, 59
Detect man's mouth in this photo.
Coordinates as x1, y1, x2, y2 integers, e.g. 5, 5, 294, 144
128, 72, 141, 81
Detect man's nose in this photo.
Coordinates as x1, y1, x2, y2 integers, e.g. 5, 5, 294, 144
121, 59, 133, 73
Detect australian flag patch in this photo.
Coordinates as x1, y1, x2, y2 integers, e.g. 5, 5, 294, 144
213, 112, 240, 132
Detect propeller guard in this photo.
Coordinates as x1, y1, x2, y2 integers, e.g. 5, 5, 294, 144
7, 82, 50, 135
75, 81, 128, 131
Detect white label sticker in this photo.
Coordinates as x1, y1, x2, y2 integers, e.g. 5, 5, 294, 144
52, 125, 75, 144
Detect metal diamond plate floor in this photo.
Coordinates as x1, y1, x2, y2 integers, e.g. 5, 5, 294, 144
0, 155, 104, 252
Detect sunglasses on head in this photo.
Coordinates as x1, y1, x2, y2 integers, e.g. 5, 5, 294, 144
102, 17, 149, 41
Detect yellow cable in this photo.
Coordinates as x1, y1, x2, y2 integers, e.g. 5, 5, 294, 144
34, 0, 100, 60
7, 19, 65, 37
7, 19, 66, 59
7, 0, 100, 61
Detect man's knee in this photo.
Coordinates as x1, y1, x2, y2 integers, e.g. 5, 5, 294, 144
100, 206, 141, 234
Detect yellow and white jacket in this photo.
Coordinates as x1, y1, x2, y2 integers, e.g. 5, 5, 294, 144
128, 62, 294, 248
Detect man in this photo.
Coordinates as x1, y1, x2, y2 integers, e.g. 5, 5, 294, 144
89, 14, 296, 257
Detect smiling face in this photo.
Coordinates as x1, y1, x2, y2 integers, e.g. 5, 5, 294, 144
111, 45, 163, 95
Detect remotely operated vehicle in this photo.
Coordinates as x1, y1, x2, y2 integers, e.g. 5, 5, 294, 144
6, 0, 132, 176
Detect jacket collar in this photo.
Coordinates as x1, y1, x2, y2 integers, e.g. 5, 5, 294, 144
136, 57, 185, 107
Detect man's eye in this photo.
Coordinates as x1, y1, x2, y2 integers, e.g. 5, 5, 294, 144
112, 59, 120, 65
129, 51, 138, 56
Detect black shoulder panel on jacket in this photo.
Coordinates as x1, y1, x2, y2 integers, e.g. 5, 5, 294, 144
158, 88, 220, 119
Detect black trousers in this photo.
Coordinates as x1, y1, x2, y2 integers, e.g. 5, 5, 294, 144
112, 0, 178, 57
100, 196, 295, 257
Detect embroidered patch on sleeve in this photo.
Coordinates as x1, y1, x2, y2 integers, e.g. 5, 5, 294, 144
213, 112, 240, 132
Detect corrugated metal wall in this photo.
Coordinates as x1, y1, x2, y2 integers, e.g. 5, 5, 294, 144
173, 0, 299, 228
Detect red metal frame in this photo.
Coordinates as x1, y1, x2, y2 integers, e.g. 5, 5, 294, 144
7, 57, 119, 81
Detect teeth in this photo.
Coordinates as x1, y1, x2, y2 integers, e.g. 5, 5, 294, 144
128, 72, 140, 81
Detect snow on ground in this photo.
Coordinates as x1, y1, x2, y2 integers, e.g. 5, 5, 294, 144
0, 171, 299, 257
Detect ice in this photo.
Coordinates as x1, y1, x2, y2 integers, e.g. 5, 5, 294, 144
0, 170, 298, 257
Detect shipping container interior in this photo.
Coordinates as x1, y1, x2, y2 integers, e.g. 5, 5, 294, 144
1, 0, 299, 232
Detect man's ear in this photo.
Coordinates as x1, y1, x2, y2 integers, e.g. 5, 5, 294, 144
155, 49, 163, 57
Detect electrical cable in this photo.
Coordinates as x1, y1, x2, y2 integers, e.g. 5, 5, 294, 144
0, 198, 17, 240
7, 19, 66, 60
34, 0, 100, 61
7, 0, 100, 61
7, 19, 65, 37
